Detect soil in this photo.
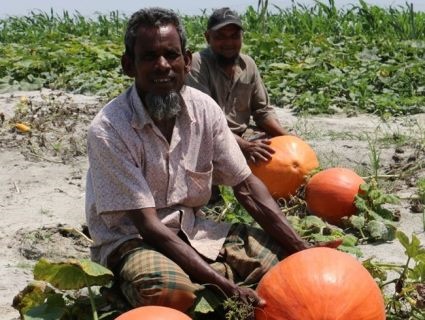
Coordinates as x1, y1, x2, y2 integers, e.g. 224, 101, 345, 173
0, 89, 424, 319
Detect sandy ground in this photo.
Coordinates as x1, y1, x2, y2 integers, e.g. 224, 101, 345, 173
0, 90, 424, 319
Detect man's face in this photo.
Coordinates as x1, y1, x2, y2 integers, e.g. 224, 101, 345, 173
206, 24, 242, 61
124, 24, 191, 99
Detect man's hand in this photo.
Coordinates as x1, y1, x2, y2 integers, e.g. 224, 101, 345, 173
224, 283, 266, 307
240, 139, 275, 164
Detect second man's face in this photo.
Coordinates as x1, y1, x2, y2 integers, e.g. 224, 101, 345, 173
206, 24, 243, 61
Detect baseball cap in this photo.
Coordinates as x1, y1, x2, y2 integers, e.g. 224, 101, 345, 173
207, 7, 243, 31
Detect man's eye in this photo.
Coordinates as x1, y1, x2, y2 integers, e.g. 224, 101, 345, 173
141, 54, 156, 61
166, 53, 181, 60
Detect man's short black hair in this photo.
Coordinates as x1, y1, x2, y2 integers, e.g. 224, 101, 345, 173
124, 7, 187, 59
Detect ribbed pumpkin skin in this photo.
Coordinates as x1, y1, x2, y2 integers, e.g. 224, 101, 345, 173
255, 247, 385, 320
305, 167, 365, 225
115, 305, 192, 320
249, 136, 319, 199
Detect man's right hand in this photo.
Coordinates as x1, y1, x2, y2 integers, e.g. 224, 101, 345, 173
223, 282, 266, 307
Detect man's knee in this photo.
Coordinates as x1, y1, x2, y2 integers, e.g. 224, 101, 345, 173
118, 249, 198, 312
121, 281, 197, 312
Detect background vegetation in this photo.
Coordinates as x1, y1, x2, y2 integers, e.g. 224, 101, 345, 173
1, 0, 424, 116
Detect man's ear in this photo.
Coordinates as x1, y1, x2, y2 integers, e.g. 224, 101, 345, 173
121, 54, 136, 77
183, 50, 192, 74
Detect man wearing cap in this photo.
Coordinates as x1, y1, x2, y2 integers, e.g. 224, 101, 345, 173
187, 7, 289, 165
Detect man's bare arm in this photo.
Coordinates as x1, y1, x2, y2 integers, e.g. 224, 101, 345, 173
258, 117, 289, 137
233, 174, 310, 253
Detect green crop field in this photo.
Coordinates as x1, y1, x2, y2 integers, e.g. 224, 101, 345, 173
1, 0, 424, 116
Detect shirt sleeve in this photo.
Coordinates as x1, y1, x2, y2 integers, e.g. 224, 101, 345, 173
250, 64, 278, 125
186, 52, 212, 96
87, 117, 155, 214
210, 104, 252, 186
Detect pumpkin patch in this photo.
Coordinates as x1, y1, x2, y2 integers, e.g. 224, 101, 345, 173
305, 167, 365, 225
249, 135, 319, 200
255, 247, 386, 320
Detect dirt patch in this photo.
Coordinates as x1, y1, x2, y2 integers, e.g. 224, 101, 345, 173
12, 225, 90, 261
0, 90, 424, 319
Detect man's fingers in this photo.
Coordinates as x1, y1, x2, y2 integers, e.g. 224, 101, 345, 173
259, 138, 271, 145
238, 288, 266, 307
254, 152, 271, 162
258, 140, 275, 153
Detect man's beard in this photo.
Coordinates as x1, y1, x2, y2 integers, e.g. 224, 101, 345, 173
216, 53, 239, 66
144, 91, 182, 122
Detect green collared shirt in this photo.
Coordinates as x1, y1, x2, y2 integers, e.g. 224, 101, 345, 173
187, 47, 278, 135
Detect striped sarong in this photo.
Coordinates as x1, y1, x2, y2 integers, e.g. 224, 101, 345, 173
118, 223, 287, 311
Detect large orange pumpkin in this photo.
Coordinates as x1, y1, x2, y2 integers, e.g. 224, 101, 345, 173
305, 167, 365, 224
115, 306, 191, 320
255, 247, 385, 320
249, 136, 319, 199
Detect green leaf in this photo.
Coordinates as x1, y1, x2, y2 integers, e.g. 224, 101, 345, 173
24, 299, 66, 320
397, 230, 410, 249
415, 253, 425, 264
409, 263, 425, 282
192, 287, 222, 315
13, 281, 55, 316
407, 234, 425, 258
350, 215, 365, 230
366, 220, 395, 241
338, 244, 363, 257
34, 258, 114, 290
362, 258, 388, 282
303, 215, 327, 228
342, 234, 359, 247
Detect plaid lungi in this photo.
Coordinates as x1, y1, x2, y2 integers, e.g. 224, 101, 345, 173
118, 223, 287, 310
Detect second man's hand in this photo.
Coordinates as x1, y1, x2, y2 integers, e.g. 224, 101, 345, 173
240, 138, 275, 164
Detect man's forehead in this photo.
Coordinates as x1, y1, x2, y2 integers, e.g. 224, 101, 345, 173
135, 24, 181, 45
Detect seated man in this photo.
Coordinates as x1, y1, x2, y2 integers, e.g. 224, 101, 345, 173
85, 7, 338, 316
187, 7, 289, 164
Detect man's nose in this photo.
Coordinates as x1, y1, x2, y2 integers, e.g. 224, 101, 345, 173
155, 56, 171, 69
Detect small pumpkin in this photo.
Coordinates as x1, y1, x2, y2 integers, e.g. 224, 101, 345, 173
115, 305, 191, 320
255, 247, 385, 320
305, 167, 365, 224
15, 123, 31, 133
249, 135, 319, 199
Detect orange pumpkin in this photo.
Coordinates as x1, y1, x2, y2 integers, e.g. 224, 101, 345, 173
249, 136, 319, 199
255, 247, 385, 320
305, 167, 365, 224
115, 305, 191, 320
